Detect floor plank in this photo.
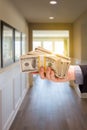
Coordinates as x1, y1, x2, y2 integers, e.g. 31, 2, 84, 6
9, 75, 87, 130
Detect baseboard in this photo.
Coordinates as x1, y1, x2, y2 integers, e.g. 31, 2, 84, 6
4, 88, 29, 130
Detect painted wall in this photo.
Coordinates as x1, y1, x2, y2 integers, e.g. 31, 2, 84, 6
0, 1, 29, 130
0, 0, 28, 33
0, 0, 29, 67
73, 10, 87, 63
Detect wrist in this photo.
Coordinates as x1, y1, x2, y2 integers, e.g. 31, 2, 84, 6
67, 65, 75, 81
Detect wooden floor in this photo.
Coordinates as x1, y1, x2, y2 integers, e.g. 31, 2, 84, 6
9, 75, 87, 130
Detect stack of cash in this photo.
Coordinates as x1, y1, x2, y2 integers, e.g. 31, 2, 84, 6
20, 47, 71, 78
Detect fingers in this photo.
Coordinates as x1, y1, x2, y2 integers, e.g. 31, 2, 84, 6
50, 70, 60, 82
41, 67, 56, 81
50, 69, 67, 82
50, 70, 56, 80
39, 66, 45, 79
46, 67, 51, 80
39, 66, 58, 81
39, 66, 51, 80
39, 66, 68, 82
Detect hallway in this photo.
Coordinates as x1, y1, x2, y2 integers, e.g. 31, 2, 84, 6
9, 75, 87, 130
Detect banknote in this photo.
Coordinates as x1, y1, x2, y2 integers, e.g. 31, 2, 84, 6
20, 54, 58, 72
35, 46, 70, 60
20, 47, 71, 78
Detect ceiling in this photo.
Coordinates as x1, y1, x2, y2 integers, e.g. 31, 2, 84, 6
7, 0, 87, 23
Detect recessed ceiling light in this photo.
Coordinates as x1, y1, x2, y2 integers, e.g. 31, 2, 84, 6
50, 1, 57, 5
49, 17, 54, 19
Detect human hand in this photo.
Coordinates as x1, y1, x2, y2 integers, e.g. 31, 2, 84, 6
39, 66, 75, 82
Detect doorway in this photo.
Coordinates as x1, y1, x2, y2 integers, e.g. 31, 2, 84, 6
33, 30, 70, 57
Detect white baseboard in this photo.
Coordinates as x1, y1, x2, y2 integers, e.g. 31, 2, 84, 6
4, 88, 29, 130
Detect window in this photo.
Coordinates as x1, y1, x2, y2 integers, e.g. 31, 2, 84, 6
22, 33, 26, 55
54, 40, 64, 55
15, 30, 22, 61
0, 21, 1, 68
33, 41, 41, 50
33, 30, 69, 56
0, 20, 26, 68
1, 23, 14, 67
43, 41, 53, 51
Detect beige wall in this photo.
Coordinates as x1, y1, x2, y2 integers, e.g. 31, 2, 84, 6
0, 2, 29, 130
28, 23, 73, 57
0, 0, 28, 32
0, 0, 29, 51
0, 0, 30, 85
73, 10, 87, 63
0, 0, 30, 80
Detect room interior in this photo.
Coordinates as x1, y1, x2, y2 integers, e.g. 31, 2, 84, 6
0, 0, 87, 130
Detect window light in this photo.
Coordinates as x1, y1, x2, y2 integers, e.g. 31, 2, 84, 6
49, 17, 54, 19
49, 1, 57, 5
